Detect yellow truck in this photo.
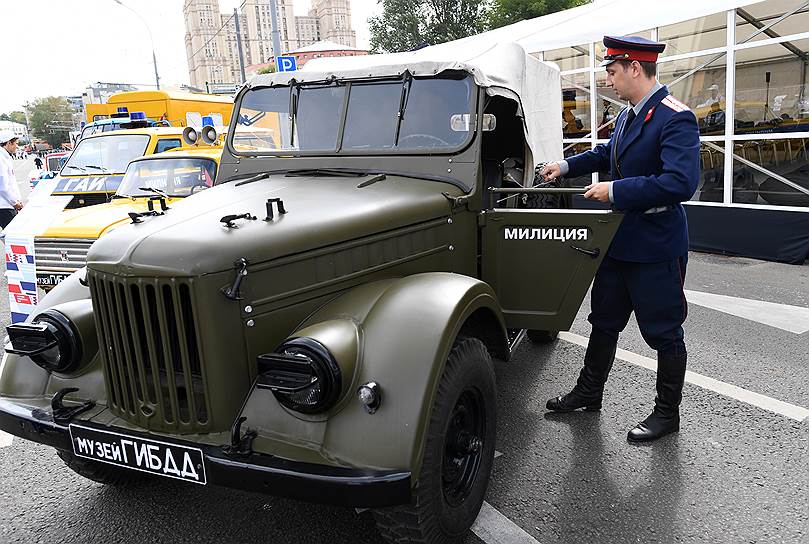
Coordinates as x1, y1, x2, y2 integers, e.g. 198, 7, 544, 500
85, 90, 234, 128
35, 146, 222, 291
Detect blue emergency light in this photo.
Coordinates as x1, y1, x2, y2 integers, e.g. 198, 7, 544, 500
201, 115, 214, 127
130, 111, 147, 121
117, 107, 129, 113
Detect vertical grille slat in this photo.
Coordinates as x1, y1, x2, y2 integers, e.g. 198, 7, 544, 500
139, 282, 172, 424
180, 283, 208, 423
154, 284, 182, 424
99, 282, 128, 410
167, 283, 197, 424
91, 276, 120, 411
90, 271, 209, 432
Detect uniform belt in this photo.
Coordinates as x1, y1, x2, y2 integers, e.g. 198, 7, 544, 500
643, 205, 673, 214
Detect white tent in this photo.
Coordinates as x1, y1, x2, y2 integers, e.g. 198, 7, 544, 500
447, 0, 765, 53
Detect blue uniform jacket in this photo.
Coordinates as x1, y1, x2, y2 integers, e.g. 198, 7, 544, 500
566, 86, 700, 262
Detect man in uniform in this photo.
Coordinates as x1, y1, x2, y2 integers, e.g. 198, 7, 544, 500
0, 130, 25, 229
540, 36, 700, 442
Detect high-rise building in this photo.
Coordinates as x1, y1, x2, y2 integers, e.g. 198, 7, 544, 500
183, 0, 229, 88
295, 15, 320, 48
310, 0, 356, 48
183, 0, 357, 87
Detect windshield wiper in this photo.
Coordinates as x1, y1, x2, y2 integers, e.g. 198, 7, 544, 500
289, 82, 299, 147
138, 186, 170, 198
284, 168, 368, 178
113, 193, 137, 201
84, 165, 109, 172
394, 71, 413, 146
64, 165, 87, 172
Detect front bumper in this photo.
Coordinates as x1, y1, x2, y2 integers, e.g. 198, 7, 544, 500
0, 398, 411, 508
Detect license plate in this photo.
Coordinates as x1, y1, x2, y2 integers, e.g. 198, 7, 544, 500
68, 424, 207, 485
36, 273, 71, 287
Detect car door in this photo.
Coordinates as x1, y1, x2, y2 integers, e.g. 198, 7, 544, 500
480, 205, 622, 331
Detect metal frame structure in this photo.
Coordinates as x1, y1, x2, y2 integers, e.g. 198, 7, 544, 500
540, 3, 809, 213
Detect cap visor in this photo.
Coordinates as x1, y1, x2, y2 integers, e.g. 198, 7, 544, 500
600, 58, 616, 67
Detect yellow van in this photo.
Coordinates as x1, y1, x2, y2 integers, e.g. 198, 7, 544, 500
85, 90, 233, 128
35, 146, 222, 291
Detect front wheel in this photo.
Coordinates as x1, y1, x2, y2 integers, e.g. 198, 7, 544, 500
374, 337, 496, 543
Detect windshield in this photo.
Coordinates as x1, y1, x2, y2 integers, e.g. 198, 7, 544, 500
117, 158, 217, 198
232, 74, 475, 154
63, 134, 150, 174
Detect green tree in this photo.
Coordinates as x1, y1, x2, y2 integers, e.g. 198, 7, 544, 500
487, 0, 589, 29
8, 111, 27, 125
257, 65, 276, 75
369, 0, 491, 53
26, 97, 75, 148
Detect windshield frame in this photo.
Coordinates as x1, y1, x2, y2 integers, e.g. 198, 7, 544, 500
228, 72, 479, 158
116, 156, 218, 198
63, 133, 151, 176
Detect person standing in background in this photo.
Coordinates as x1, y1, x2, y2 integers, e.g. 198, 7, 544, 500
0, 130, 25, 229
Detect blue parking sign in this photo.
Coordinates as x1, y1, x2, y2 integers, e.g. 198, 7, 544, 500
276, 56, 297, 72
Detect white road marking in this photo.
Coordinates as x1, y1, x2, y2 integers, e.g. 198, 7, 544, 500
472, 501, 541, 544
559, 332, 809, 422
684, 290, 809, 334
0, 431, 12, 448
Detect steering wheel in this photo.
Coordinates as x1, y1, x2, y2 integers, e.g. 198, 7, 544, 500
398, 133, 451, 148
190, 182, 209, 195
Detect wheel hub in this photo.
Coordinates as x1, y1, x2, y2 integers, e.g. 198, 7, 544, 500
442, 389, 485, 506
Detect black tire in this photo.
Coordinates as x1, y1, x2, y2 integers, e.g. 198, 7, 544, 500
374, 337, 496, 543
527, 330, 559, 344
58, 450, 146, 486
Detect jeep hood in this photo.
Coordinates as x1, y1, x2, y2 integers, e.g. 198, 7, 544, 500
87, 174, 462, 276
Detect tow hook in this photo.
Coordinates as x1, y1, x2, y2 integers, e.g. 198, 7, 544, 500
222, 416, 257, 457
222, 258, 249, 300
32, 387, 96, 424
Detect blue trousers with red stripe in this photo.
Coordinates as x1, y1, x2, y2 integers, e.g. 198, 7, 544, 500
588, 255, 688, 356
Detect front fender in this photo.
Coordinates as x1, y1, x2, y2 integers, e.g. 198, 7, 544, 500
0, 268, 101, 400
295, 272, 506, 477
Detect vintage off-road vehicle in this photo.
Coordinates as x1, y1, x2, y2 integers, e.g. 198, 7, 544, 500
0, 42, 622, 542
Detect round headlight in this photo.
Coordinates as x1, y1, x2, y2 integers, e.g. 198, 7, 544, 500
31, 310, 82, 373
272, 337, 341, 414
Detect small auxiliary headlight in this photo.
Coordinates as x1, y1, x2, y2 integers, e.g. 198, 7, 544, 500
357, 381, 382, 414
256, 338, 342, 414
5, 310, 82, 373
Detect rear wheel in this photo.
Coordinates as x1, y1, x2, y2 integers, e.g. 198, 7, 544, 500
527, 330, 559, 344
374, 337, 496, 543
58, 450, 146, 486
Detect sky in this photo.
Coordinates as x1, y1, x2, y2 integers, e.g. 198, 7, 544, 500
0, 0, 382, 113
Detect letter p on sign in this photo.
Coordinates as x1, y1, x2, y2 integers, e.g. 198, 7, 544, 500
277, 56, 297, 72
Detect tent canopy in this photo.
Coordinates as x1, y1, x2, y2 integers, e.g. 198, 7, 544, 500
455, 0, 765, 53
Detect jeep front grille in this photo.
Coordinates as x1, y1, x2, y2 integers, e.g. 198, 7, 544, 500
34, 238, 94, 274
89, 272, 211, 432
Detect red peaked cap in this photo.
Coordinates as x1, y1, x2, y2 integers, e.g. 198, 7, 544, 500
601, 35, 666, 67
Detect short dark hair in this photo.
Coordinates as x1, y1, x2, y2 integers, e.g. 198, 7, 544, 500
615, 59, 657, 78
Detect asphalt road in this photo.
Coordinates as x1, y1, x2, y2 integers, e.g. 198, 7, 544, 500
0, 173, 807, 542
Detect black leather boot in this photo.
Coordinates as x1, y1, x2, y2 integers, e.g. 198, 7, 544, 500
547, 330, 616, 412
627, 350, 687, 442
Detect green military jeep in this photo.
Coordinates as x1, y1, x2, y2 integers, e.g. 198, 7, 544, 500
0, 42, 621, 542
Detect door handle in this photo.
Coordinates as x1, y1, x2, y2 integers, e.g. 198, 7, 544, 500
570, 245, 600, 258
